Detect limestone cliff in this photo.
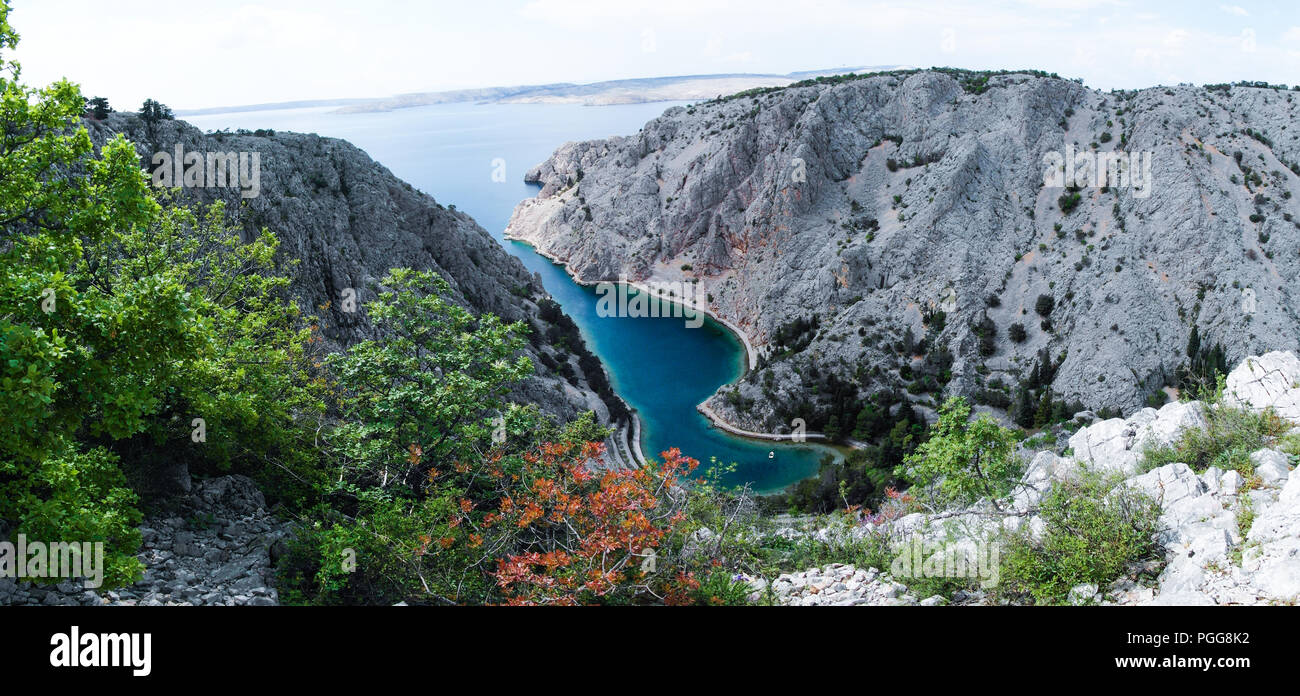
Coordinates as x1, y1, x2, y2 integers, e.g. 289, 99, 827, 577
86, 113, 625, 426
507, 70, 1300, 432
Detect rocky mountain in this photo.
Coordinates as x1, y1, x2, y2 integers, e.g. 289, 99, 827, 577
85, 113, 624, 426
506, 69, 1300, 434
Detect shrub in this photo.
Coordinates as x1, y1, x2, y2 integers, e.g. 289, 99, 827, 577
899, 397, 1022, 509
1058, 190, 1082, 214
285, 272, 732, 605
1008, 323, 1028, 343
1034, 294, 1055, 317
1141, 402, 1291, 475
998, 471, 1162, 604
0, 10, 231, 585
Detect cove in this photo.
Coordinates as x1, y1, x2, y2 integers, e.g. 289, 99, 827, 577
187, 101, 837, 492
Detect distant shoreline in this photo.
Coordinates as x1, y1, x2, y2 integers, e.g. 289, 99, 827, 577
177, 65, 903, 117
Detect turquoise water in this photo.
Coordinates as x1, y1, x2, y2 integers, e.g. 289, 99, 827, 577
187, 102, 835, 491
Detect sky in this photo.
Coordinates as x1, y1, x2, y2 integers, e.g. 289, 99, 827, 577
8, 0, 1300, 111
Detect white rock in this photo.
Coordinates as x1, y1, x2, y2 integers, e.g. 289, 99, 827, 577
1068, 583, 1099, 605
1250, 449, 1291, 487
1202, 467, 1222, 495
1069, 418, 1141, 476
1135, 401, 1208, 452
1280, 468, 1300, 504
1223, 351, 1300, 422
1220, 470, 1243, 496
1126, 462, 1205, 507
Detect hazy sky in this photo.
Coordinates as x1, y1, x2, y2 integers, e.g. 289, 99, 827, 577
9, 0, 1300, 110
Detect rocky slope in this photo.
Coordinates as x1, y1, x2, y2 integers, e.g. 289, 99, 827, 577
1, 476, 286, 606
506, 69, 1300, 433
86, 113, 623, 428
740, 351, 1300, 606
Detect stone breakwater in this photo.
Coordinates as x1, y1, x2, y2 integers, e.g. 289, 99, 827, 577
1, 476, 289, 606
742, 351, 1300, 606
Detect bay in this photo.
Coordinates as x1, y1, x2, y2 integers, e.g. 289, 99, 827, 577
187, 101, 837, 492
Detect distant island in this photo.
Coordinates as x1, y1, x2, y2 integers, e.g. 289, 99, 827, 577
175, 66, 908, 116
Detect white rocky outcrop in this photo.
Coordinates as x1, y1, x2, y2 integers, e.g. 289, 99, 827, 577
747, 564, 923, 607
1223, 351, 1300, 424
748, 352, 1299, 606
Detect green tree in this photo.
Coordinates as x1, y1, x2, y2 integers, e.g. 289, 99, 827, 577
89, 197, 329, 507
326, 268, 533, 498
303, 269, 534, 602
0, 2, 175, 585
1034, 294, 1054, 317
1008, 322, 1027, 343
1, 3, 324, 586
138, 97, 172, 132
899, 397, 1021, 508
87, 96, 111, 119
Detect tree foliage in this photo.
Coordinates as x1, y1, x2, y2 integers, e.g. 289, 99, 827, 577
0, 3, 323, 585
898, 397, 1021, 508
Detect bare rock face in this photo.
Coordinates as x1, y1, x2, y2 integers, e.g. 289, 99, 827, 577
1223, 350, 1300, 422
507, 70, 1300, 429
85, 113, 623, 426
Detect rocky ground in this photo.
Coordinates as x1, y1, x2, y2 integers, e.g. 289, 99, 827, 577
748, 564, 927, 606
1, 476, 289, 606
741, 351, 1300, 606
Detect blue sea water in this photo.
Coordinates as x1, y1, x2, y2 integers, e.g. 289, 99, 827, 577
186, 102, 836, 492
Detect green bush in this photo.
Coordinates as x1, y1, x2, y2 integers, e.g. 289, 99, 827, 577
0, 7, 198, 583
1034, 294, 1054, 317
899, 397, 1022, 509
1141, 403, 1290, 476
999, 471, 1161, 604
0, 5, 329, 584
1058, 190, 1082, 214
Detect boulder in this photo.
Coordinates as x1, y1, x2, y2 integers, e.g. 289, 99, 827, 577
1223, 351, 1300, 422
1068, 418, 1141, 476
1250, 449, 1291, 487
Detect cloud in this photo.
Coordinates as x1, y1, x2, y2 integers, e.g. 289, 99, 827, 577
1218, 4, 1249, 16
